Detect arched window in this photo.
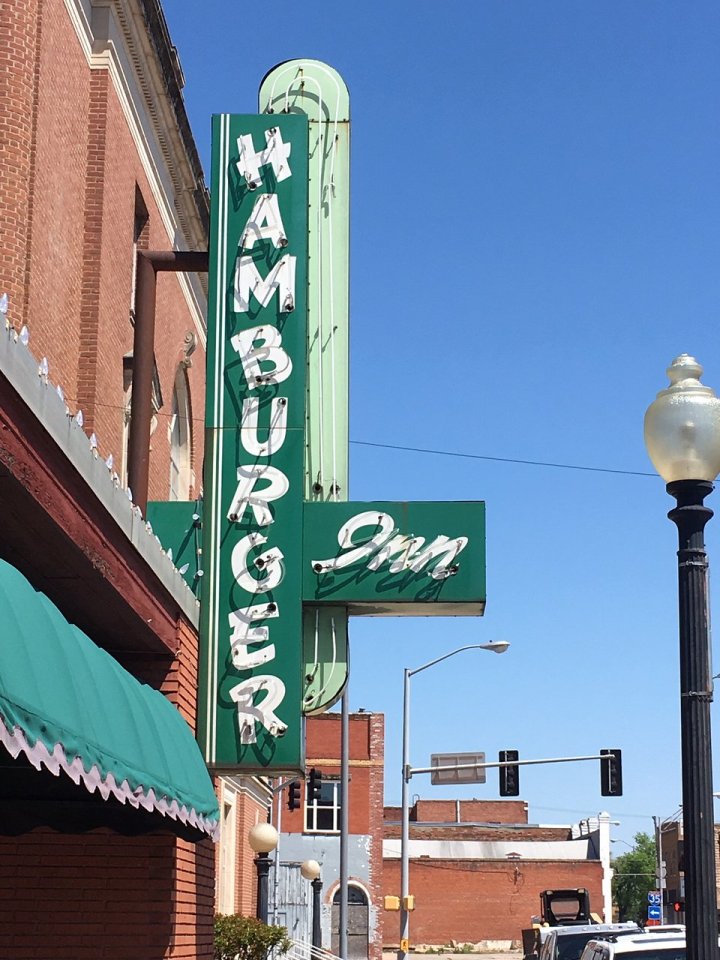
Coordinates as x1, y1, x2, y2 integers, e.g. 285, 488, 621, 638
121, 352, 161, 489
169, 367, 192, 500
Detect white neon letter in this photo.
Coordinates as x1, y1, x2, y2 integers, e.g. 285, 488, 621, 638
406, 536, 468, 579
237, 128, 292, 187
367, 534, 425, 572
230, 676, 287, 744
227, 464, 289, 526
240, 194, 288, 250
228, 602, 279, 669
311, 511, 396, 573
240, 397, 288, 457
231, 533, 285, 593
231, 325, 293, 388
234, 255, 296, 313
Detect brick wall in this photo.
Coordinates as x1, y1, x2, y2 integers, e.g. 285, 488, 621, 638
0, 831, 217, 960
382, 858, 604, 947
393, 799, 530, 825
367, 713, 386, 960
4, 0, 206, 503
0, 2, 214, 958
288, 712, 384, 838
0, 0, 41, 332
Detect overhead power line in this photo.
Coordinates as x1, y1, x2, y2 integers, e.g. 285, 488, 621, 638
350, 439, 656, 478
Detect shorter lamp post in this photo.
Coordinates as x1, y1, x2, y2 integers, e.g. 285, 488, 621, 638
644, 354, 720, 960
248, 822, 279, 924
301, 859, 322, 951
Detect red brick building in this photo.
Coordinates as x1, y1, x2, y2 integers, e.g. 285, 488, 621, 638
278, 713, 610, 955
383, 799, 608, 949
0, 0, 224, 956
276, 711, 385, 960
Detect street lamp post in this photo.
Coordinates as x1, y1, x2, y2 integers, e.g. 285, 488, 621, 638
248, 822, 279, 924
644, 354, 720, 960
399, 640, 509, 960
301, 859, 323, 952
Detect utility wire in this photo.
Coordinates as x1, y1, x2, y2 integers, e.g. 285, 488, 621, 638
59, 396, 656, 479
351, 439, 656, 478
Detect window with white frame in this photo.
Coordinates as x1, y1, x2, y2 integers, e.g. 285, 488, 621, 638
121, 353, 161, 488
305, 778, 341, 833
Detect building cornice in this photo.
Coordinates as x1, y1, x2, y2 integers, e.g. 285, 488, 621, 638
63, 0, 208, 344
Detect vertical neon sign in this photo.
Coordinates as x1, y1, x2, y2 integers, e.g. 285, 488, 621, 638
200, 114, 309, 770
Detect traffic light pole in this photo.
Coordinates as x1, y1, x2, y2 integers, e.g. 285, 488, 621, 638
399, 749, 621, 960
408, 752, 619, 778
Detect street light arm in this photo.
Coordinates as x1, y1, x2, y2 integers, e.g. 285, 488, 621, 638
407, 641, 509, 678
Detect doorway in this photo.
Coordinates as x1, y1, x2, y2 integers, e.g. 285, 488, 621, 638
331, 884, 369, 960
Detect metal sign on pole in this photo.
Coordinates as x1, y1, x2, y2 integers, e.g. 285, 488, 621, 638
430, 753, 486, 785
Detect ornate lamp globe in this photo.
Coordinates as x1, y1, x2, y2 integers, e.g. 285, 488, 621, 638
644, 354, 720, 483
248, 822, 278, 854
301, 859, 321, 881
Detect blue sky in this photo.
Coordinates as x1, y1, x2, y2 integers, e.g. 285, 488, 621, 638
163, 0, 720, 846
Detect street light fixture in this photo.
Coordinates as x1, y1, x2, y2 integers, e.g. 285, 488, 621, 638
248, 822, 279, 924
399, 641, 510, 960
644, 354, 720, 960
301, 859, 323, 952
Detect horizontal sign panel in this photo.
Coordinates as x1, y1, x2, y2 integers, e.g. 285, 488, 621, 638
302, 501, 486, 615
431, 752, 487, 785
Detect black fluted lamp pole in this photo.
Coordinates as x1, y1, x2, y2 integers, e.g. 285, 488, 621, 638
645, 354, 720, 960
248, 822, 278, 924
301, 859, 322, 951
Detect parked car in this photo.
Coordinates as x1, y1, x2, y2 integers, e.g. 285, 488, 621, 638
579, 933, 686, 960
531, 923, 642, 960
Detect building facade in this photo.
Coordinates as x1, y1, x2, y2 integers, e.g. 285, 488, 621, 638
383, 800, 610, 949
273, 712, 385, 960
0, 0, 222, 957
657, 818, 720, 925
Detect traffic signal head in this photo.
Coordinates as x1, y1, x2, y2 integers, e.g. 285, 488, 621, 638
308, 767, 323, 801
287, 779, 301, 811
499, 750, 520, 796
673, 900, 684, 914
600, 749, 623, 797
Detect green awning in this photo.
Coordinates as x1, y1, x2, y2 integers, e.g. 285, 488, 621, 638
0, 559, 219, 839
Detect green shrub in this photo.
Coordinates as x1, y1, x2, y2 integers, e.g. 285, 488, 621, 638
214, 914, 291, 960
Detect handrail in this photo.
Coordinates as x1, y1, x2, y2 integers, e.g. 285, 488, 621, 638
281, 937, 343, 960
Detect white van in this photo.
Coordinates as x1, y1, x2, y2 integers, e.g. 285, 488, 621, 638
535, 924, 642, 960
579, 933, 686, 960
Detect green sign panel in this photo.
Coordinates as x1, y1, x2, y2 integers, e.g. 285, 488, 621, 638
303, 502, 486, 615
199, 114, 309, 771
198, 65, 487, 775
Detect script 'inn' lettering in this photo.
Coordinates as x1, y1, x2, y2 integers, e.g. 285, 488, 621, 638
312, 510, 469, 579
226, 126, 296, 746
